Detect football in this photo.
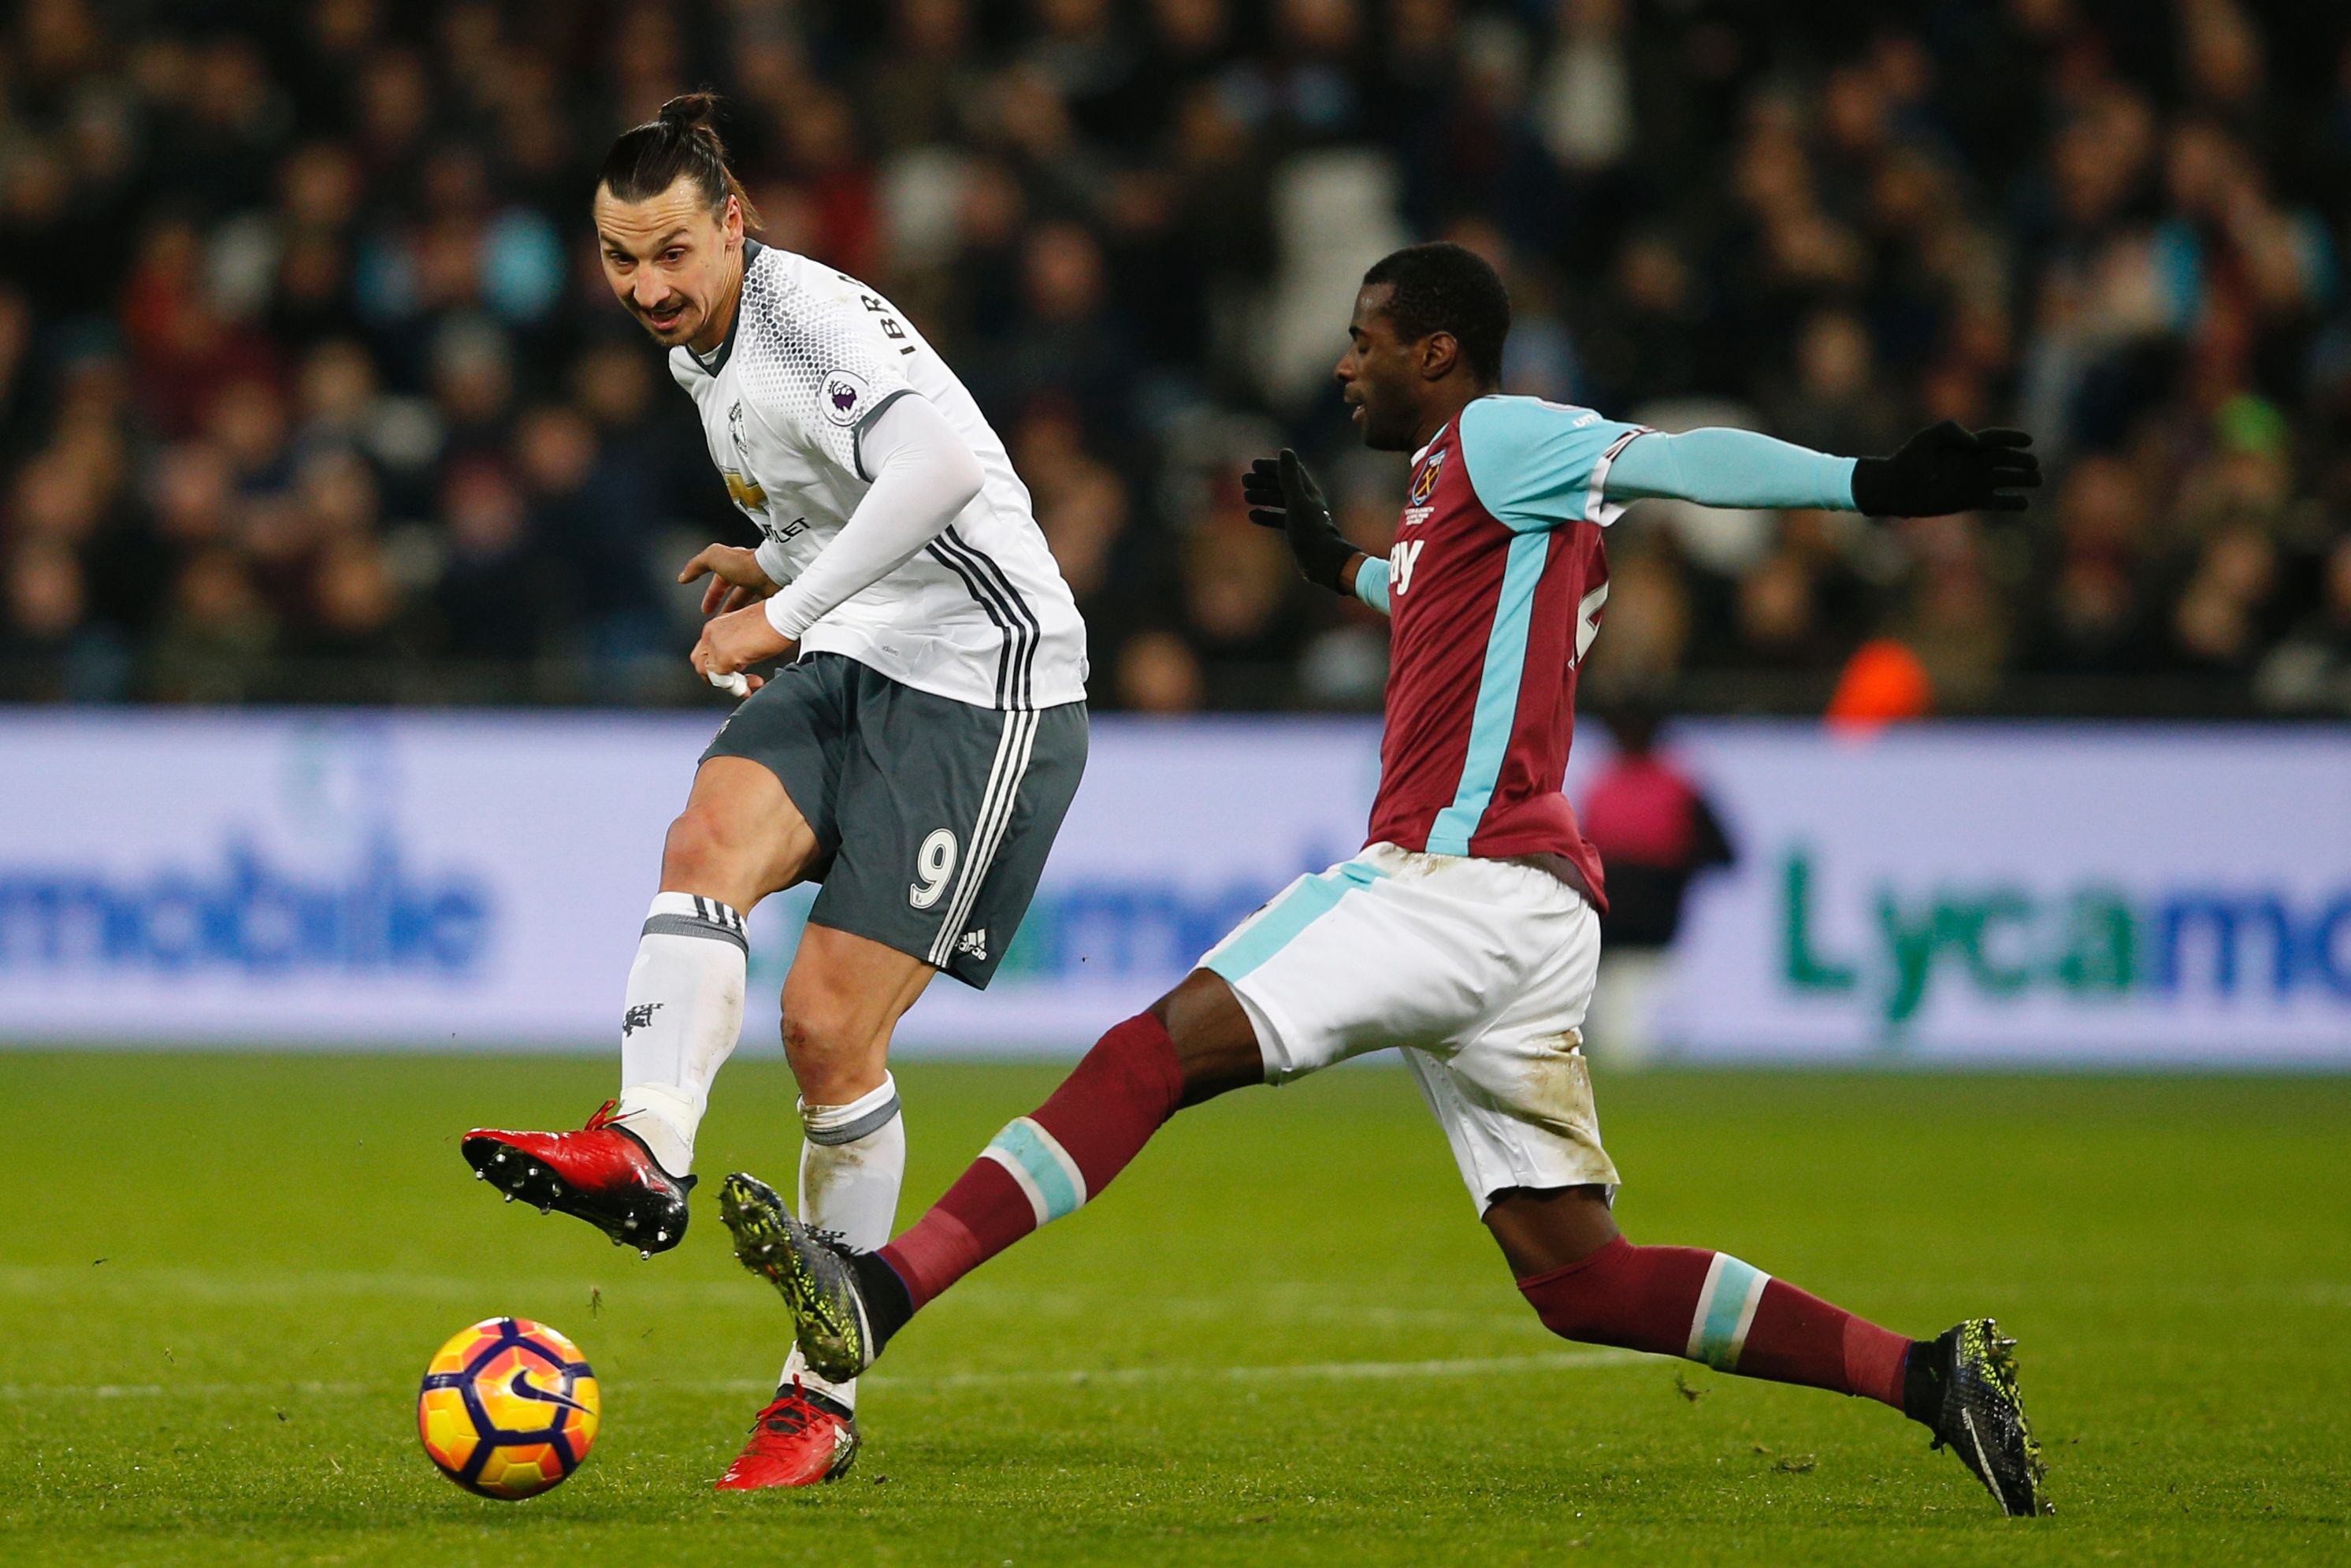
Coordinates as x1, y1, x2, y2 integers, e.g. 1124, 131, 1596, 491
416, 1317, 600, 1500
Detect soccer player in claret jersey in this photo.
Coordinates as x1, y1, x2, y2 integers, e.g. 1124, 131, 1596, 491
717, 243, 2054, 1517
456, 96, 1090, 1489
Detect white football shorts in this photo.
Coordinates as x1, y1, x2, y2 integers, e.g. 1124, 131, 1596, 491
1201, 841, 1618, 1212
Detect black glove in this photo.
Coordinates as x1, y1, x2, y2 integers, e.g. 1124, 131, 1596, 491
1851, 422, 2041, 516
1242, 448, 1358, 594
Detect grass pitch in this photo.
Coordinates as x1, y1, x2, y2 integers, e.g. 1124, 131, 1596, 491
5, 1053, 2348, 1566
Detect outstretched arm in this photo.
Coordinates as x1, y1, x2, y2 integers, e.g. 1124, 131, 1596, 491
1601, 427, 1855, 510
1232, 418, 2037, 630
1604, 422, 2039, 516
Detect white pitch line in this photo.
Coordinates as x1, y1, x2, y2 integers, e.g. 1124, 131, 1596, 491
0, 1380, 378, 1401
0, 1269, 1558, 1331
0, 1348, 1647, 1403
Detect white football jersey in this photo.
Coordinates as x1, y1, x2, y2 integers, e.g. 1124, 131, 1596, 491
669, 240, 1087, 711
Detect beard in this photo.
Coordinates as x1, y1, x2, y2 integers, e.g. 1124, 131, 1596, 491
637, 294, 701, 342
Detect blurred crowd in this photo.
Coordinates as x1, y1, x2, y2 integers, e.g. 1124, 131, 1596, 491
2, 0, 2349, 714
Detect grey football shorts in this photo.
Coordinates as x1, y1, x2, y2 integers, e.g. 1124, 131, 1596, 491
703, 652, 1087, 989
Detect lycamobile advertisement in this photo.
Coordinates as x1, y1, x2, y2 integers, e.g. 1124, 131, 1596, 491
1780, 851, 2345, 1028
0, 712, 2342, 1065
0, 712, 684, 1042
1654, 726, 2351, 1065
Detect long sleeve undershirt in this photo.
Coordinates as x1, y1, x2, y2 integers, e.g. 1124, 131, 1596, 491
1349, 425, 1858, 618
1599, 426, 1857, 511
761, 393, 986, 642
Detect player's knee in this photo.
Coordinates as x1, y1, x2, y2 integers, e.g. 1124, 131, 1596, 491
779, 990, 882, 1102
661, 808, 737, 890
1150, 970, 1268, 1105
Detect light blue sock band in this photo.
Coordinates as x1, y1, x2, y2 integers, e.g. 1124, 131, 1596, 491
1686, 1254, 1770, 1371
981, 1117, 1086, 1226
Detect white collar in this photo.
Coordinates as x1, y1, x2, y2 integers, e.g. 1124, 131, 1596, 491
1411, 422, 1451, 466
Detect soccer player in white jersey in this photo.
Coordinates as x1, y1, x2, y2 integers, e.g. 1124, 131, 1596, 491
458, 95, 1090, 1489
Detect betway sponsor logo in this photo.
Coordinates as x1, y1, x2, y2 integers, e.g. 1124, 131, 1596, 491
0, 836, 492, 976
1781, 848, 2351, 1026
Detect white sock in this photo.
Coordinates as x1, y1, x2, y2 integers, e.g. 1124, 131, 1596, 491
779, 1072, 904, 1411
611, 893, 748, 1178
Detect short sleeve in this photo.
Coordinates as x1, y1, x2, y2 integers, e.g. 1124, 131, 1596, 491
1456, 397, 1650, 533
732, 267, 919, 482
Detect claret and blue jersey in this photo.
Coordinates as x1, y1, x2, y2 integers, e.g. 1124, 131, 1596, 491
1349, 395, 1860, 908
1351, 396, 1644, 905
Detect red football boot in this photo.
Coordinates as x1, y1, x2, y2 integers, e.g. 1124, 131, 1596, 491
713, 1380, 860, 1489
461, 1099, 694, 1257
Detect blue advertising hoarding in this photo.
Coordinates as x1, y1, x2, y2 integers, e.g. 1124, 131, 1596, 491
1, 712, 2342, 1065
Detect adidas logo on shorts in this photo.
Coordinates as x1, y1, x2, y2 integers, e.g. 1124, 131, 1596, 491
955, 927, 989, 962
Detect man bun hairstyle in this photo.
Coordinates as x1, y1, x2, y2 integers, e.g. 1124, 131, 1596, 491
599, 91, 763, 229
1361, 242, 1510, 387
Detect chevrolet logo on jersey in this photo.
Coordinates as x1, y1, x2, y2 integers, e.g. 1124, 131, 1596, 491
722, 468, 767, 511
724, 401, 767, 511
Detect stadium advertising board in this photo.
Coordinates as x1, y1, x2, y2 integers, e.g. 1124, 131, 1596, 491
1654, 726, 2351, 1066
0, 713, 2342, 1065
0, 712, 693, 1045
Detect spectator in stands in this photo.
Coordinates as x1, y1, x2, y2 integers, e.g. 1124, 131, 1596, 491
2256, 535, 2351, 714
0, 0, 2338, 717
